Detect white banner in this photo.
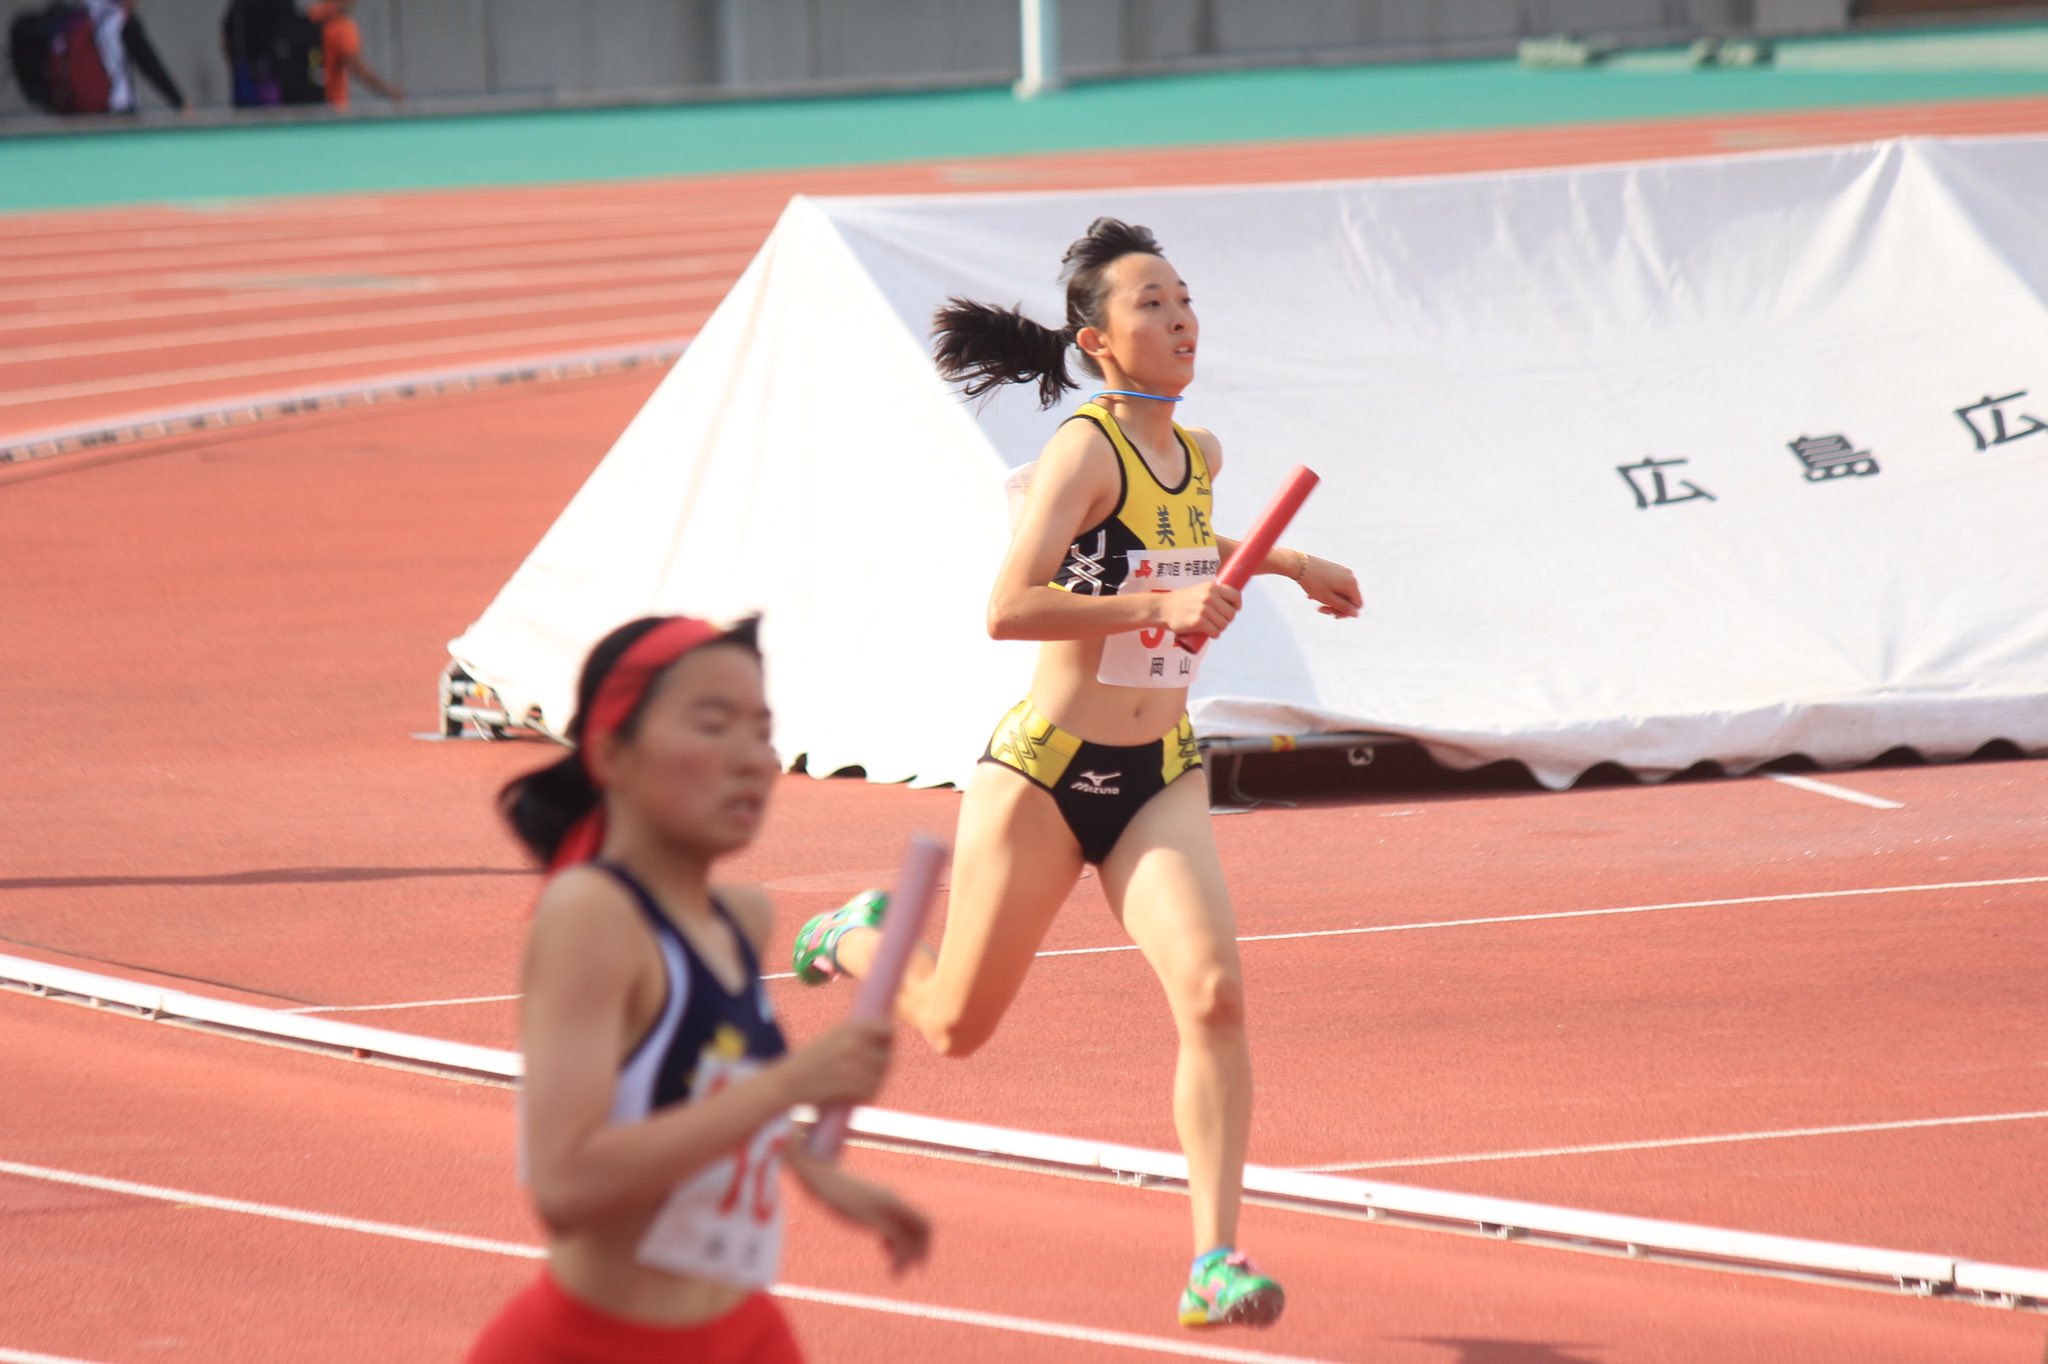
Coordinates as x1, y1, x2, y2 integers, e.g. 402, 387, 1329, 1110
452, 136, 2048, 788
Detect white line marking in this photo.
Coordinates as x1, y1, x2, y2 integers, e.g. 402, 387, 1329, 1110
769, 1284, 1335, 1363
0, 1350, 119, 1364
0, 954, 521, 1079
0, 253, 750, 335
0, 281, 716, 365
19, 870, 2048, 1034
1764, 773, 1905, 810
0, 231, 726, 306
872, 874, 2048, 967
759, 872, 2048, 978
0, 1160, 541, 1257
1218, 874, 2048, 948
0, 222, 765, 287
0, 317, 701, 410
0, 202, 773, 259
0, 977, 2021, 1295
1295, 1109, 2048, 1173
0, 212, 763, 268
284, 994, 521, 1016
0, 335, 693, 461
0, 1161, 1333, 1364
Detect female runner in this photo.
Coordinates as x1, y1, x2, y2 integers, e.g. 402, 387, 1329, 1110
792, 218, 1360, 1329
469, 615, 929, 1364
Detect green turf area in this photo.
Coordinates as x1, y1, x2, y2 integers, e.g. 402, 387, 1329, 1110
5, 23, 2045, 214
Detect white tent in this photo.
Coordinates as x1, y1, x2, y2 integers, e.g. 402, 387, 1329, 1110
449, 135, 2048, 789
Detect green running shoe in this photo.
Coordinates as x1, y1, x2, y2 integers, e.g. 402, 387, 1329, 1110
790, 890, 886, 985
1178, 1250, 1284, 1328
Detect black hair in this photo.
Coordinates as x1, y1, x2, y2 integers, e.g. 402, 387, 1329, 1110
497, 616, 762, 865
931, 217, 1165, 409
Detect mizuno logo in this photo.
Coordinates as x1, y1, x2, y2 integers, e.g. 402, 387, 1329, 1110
1071, 770, 1122, 795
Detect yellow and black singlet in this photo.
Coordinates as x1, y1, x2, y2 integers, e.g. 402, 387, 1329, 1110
1051, 401, 1222, 688
1053, 401, 1217, 595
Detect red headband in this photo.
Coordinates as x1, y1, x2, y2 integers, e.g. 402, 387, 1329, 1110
549, 616, 733, 871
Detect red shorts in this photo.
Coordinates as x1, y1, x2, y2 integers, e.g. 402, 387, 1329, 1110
465, 1271, 804, 1364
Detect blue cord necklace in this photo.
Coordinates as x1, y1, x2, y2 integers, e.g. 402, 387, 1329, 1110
1093, 389, 1184, 403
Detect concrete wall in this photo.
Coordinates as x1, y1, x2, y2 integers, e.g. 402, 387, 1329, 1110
1757, 0, 1853, 31
3, 0, 1862, 120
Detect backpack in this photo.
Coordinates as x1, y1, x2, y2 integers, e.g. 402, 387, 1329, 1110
220, 0, 323, 107
273, 6, 324, 105
7, 1, 111, 114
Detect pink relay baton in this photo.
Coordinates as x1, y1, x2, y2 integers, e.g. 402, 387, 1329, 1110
804, 833, 949, 1160
1177, 464, 1321, 654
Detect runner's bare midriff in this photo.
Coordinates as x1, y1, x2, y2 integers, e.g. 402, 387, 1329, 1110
1030, 638, 1191, 745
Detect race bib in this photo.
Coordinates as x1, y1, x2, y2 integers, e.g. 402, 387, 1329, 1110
1097, 547, 1221, 688
634, 1055, 790, 1289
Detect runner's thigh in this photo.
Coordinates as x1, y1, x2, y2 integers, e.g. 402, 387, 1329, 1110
927, 761, 1086, 1036
1099, 773, 1243, 1008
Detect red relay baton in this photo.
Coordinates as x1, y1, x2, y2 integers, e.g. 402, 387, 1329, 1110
1177, 464, 1321, 654
803, 833, 949, 1160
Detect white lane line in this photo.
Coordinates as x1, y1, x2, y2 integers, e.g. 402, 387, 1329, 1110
0, 335, 691, 465
284, 994, 520, 1016
770, 1285, 1333, 1363
0, 1160, 539, 1257
758, 872, 2048, 979
0, 210, 763, 265
0, 281, 717, 365
0, 230, 743, 307
1213, 875, 2048, 949
0, 953, 521, 1079
0, 316, 703, 410
0, 253, 751, 335
0, 221, 765, 286
1295, 1108, 2048, 1173
0, 1161, 1334, 1364
0, 987, 2021, 1298
0, 1350, 119, 1364
1764, 773, 1905, 811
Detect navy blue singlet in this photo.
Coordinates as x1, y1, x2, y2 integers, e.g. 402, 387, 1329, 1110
594, 863, 787, 1122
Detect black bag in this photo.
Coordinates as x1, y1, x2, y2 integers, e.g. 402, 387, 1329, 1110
273, 6, 324, 105
10, 1, 111, 113
220, 0, 323, 106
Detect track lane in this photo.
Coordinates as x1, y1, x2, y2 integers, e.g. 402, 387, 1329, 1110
3, 375, 2042, 1271
5, 993, 2041, 1364
11, 94, 2048, 438
6, 94, 2047, 1360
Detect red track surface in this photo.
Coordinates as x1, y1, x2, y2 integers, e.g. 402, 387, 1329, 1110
5, 994, 2042, 1364
8, 94, 2048, 438
5, 97, 2048, 1362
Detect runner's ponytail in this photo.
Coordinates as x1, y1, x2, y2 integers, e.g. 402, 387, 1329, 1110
931, 217, 1166, 410
498, 617, 667, 865
931, 300, 1076, 409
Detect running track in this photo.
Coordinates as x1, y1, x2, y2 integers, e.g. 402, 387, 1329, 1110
3, 95, 2046, 1363
9, 94, 2048, 442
